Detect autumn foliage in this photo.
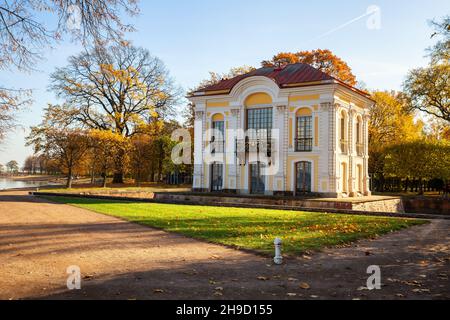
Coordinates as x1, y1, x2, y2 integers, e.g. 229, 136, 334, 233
262, 49, 357, 86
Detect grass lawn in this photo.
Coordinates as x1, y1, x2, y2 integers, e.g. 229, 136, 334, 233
40, 185, 190, 194
45, 196, 427, 256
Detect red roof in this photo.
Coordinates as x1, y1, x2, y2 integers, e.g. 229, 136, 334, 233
192, 63, 370, 98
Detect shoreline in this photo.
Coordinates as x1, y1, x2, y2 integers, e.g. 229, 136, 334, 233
1, 175, 64, 182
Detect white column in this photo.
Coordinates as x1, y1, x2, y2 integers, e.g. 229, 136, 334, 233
193, 110, 204, 191
232, 108, 243, 192
275, 105, 287, 193
325, 102, 338, 196
363, 114, 371, 196
348, 108, 356, 197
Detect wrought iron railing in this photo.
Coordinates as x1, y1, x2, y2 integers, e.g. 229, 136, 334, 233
235, 137, 274, 166
210, 140, 225, 154
295, 138, 313, 152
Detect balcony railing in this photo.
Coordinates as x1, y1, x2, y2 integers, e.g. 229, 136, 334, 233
340, 139, 348, 154
210, 140, 225, 154
356, 143, 364, 156
295, 138, 313, 152
235, 137, 274, 166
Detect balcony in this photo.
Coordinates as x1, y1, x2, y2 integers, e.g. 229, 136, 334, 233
210, 139, 225, 154
356, 143, 364, 156
340, 139, 348, 154
235, 137, 273, 165
295, 138, 313, 152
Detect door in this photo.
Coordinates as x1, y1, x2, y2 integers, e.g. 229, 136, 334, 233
211, 163, 223, 192
296, 161, 312, 194
250, 163, 265, 194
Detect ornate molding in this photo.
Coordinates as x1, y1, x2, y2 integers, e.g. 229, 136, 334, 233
276, 105, 287, 112
320, 102, 333, 112
231, 109, 240, 116
195, 111, 204, 118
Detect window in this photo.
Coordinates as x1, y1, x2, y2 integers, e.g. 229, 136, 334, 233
250, 162, 265, 194
211, 163, 223, 192
246, 108, 273, 155
340, 111, 348, 154
296, 161, 312, 193
356, 117, 363, 156
211, 120, 224, 154
247, 108, 273, 135
296, 116, 313, 152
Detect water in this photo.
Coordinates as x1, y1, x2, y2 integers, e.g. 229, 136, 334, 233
0, 178, 57, 190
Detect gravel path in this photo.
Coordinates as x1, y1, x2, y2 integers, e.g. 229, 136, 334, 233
0, 191, 448, 300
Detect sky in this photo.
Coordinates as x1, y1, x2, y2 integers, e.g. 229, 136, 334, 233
0, 0, 449, 167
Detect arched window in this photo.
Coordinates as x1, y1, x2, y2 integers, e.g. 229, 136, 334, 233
295, 108, 313, 152
211, 113, 225, 154
356, 116, 363, 156
339, 111, 348, 154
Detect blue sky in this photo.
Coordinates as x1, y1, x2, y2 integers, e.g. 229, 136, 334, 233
1, 0, 449, 166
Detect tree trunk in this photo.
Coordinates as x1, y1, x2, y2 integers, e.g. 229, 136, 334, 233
66, 167, 73, 189
418, 178, 424, 195
112, 149, 125, 184
102, 173, 107, 188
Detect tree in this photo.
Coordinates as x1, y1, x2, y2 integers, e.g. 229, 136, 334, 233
27, 105, 91, 188
369, 91, 423, 147
0, 0, 138, 72
50, 44, 179, 183
27, 128, 91, 188
428, 16, 449, 64
89, 129, 130, 187
185, 65, 255, 127
384, 140, 450, 194
6, 160, 19, 174
403, 63, 450, 122
0, 1, 139, 144
130, 134, 152, 186
368, 91, 423, 191
0, 163, 4, 174
0, 88, 30, 142
261, 49, 357, 86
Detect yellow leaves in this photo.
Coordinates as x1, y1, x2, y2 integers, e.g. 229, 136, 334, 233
299, 282, 311, 290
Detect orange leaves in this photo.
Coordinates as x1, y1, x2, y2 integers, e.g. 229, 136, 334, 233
261, 49, 357, 86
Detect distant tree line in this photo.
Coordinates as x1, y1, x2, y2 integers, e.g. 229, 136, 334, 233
26, 43, 190, 189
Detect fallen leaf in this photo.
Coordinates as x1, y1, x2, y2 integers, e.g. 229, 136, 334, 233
412, 289, 430, 293
357, 286, 368, 291
310, 295, 319, 299
287, 293, 297, 297
213, 292, 223, 296
257, 276, 270, 281
288, 278, 298, 282
215, 287, 224, 291
299, 282, 310, 290
153, 289, 164, 293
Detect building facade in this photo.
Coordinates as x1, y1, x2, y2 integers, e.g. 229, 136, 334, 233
188, 64, 374, 198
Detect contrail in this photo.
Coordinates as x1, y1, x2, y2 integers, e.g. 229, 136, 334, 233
316, 11, 372, 40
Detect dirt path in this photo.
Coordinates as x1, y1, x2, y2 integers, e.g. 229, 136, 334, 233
0, 191, 448, 300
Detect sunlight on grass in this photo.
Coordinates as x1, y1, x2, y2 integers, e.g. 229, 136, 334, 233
44, 196, 427, 256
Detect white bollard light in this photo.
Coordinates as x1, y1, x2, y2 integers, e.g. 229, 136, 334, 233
274, 238, 283, 265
